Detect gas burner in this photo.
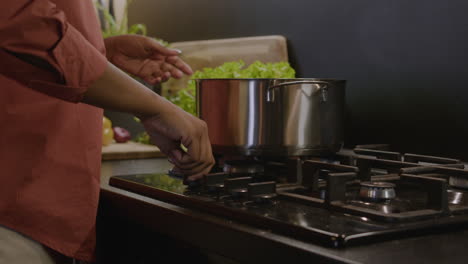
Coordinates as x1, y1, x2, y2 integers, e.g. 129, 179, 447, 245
109, 144, 468, 248
448, 189, 468, 206
223, 160, 264, 175
359, 181, 396, 201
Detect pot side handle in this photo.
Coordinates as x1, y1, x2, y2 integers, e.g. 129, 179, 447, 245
267, 80, 329, 103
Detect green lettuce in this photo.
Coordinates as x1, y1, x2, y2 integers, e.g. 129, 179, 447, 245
167, 60, 296, 115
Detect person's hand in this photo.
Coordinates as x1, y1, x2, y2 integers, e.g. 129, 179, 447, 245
104, 34, 193, 84
140, 99, 215, 181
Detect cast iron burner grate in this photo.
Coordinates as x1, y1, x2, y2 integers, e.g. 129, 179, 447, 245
109, 144, 468, 248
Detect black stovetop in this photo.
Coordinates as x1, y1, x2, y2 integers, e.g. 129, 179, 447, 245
109, 145, 468, 248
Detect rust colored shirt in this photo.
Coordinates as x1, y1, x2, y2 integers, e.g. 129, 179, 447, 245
0, 0, 107, 261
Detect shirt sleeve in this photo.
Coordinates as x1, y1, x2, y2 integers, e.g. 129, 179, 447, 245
0, 0, 108, 102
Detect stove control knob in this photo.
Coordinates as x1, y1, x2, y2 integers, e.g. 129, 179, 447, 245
248, 181, 277, 203
203, 173, 228, 192
184, 178, 202, 190
225, 177, 252, 198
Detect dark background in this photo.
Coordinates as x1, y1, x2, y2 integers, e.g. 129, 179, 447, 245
128, 0, 468, 159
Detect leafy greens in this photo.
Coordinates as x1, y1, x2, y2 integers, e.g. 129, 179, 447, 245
167, 60, 296, 116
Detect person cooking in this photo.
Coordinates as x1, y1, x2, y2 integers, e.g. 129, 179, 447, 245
0, 0, 215, 263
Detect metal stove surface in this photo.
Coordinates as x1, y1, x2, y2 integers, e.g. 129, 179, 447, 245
109, 145, 468, 248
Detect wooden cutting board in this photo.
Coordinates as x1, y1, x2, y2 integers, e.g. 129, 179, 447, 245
164, 35, 289, 94
101, 141, 165, 160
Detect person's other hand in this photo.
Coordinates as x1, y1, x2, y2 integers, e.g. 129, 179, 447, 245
104, 35, 193, 84
140, 99, 215, 181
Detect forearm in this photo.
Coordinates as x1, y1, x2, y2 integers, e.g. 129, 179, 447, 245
83, 62, 170, 117
86, 62, 214, 179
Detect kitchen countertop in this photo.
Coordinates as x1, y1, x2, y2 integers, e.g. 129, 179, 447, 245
100, 158, 468, 264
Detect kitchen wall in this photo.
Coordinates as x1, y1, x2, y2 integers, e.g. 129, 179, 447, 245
128, 0, 468, 159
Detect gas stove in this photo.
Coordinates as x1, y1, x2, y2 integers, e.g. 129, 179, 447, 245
109, 144, 468, 248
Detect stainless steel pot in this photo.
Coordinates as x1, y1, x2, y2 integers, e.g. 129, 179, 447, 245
196, 78, 346, 156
